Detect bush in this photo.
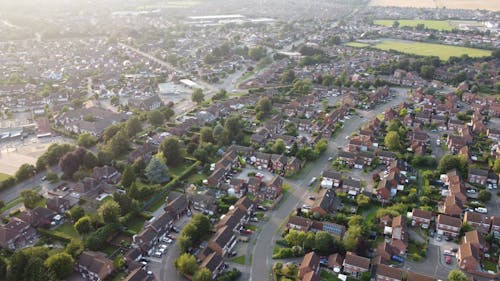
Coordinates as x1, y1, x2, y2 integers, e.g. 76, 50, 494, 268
85, 223, 120, 250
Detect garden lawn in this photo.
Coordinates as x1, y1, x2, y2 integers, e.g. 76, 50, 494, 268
372, 40, 491, 61
168, 162, 191, 177
56, 222, 79, 238
229, 255, 245, 265
0, 172, 11, 182
320, 270, 341, 281
483, 260, 498, 272
125, 215, 146, 234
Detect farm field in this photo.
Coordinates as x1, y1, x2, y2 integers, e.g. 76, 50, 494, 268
373, 19, 481, 31
369, 0, 500, 11
346, 39, 492, 60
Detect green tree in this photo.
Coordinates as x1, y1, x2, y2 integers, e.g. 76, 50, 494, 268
174, 253, 198, 276
280, 70, 296, 84
493, 158, 500, 174
159, 136, 183, 166
191, 214, 211, 237
272, 139, 286, 154
45, 252, 74, 280
65, 239, 84, 258
21, 190, 42, 209
69, 205, 85, 221
193, 267, 212, 281
420, 65, 435, 80
224, 115, 244, 143
256, 97, 272, 120
74, 216, 93, 234
212, 123, 225, 144
0, 257, 6, 280
77, 133, 97, 148
126, 117, 142, 137
384, 131, 401, 151
22, 257, 57, 281
15, 163, 36, 182
98, 200, 121, 224
392, 20, 400, 28
248, 46, 267, 61
478, 190, 491, 202
200, 127, 214, 144
145, 156, 170, 184
83, 151, 98, 169
121, 166, 136, 188
292, 79, 312, 95
108, 130, 130, 157
438, 155, 468, 175
113, 192, 139, 215
178, 234, 193, 253
315, 231, 335, 255
192, 88, 205, 105
148, 110, 165, 126
356, 194, 371, 207
448, 270, 467, 281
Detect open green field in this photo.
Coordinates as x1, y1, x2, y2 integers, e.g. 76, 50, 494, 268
369, 0, 500, 11
374, 19, 481, 31
372, 40, 491, 60
346, 42, 371, 48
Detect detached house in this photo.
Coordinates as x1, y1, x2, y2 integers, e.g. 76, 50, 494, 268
0, 217, 38, 250
76, 251, 114, 281
375, 264, 404, 281
311, 188, 340, 216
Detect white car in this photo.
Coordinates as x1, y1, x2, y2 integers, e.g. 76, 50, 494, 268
302, 204, 311, 209
475, 207, 488, 214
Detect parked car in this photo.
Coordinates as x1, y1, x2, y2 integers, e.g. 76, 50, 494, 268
445, 255, 452, 264
250, 217, 259, 222
308, 196, 316, 200
228, 251, 237, 257
308, 177, 317, 186
436, 234, 442, 241
257, 205, 267, 211
443, 250, 452, 256
475, 207, 488, 214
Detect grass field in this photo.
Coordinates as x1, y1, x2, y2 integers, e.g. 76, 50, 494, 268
229, 255, 245, 265
369, 0, 500, 11
346, 42, 371, 48
374, 19, 451, 31
372, 40, 491, 60
0, 172, 11, 182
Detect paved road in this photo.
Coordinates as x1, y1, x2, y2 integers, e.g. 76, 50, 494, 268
250, 88, 410, 281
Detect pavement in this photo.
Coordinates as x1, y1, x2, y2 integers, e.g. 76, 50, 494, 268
249, 87, 410, 281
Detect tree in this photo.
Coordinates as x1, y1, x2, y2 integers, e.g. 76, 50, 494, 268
420, 65, 435, 80
191, 214, 211, 237
493, 158, 500, 174
159, 136, 183, 166
45, 252, 74, 280
74, 216, 93, 234
315, 231, 335, 255
113, 192, 139, 215
392, 20, 400, 28
69, 205, 85, 221
126, 117, 142, 137
121, 166, 136, 188
77, 133, 97, 148
65, 239, 84, 258
98, 200, 121, 224
272, 139, 286, 154
21, 190, 42, 209
174, 253, 198, 276
103, 124, 122, 142
200, 127, 214, 144
248, 46, 267, 61
83, 151, 98, 169
212, 123, 225, 144
59, 150, 84, 179
292, 79, 312, 95
212, 89, 227, 101
22, 256, 57, 281
256, 97, 272, 117
356, 194, 371, 207
343, 225, 363, 251
438, 155, 468, 175
192, 88, 204, 105
148, 110, 165, 126
224, 115, 244, 143
285, 123, 298, 137
280, 70, 296, 84
193, 267, 212, 281
448, 270, 467, 281
384, 131, 401, 151
178, 234, 193, 253
15, 163, 36, 182
108, 130, 130, 157
0, 257, 6, 281
145, 156, 170, 184
478, 190, 491, 202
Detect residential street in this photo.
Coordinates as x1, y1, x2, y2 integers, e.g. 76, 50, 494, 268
250, 87, 410, 281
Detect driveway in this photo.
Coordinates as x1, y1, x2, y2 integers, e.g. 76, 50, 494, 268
405, 244, 453, 280
249, 87, 410, 281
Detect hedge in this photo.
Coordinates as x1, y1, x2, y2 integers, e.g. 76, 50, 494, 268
38, 228, 72, 243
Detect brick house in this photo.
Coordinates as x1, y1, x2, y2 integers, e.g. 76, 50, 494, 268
463, 212, 491, 234
207, 225, 237, 257
375, 264, 404, 281
411, 208, 433, 228
457, 242, 481, 274
464, 230, 489, 252
76, 251, 114, 281
298, 252, 320, 279
468, 168, 489, 186
342, 252, 370, 278
437, 214, 462, 238
287, 216, 313, 232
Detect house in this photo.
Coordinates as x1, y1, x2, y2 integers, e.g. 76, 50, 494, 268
436, 214, 462, 238
311, 188, 340, 216
457, 242, 481, 274
312, 221, 346, 239
0, 217, 38, 250
463, 212, 491, 234
411, 208, 433, 228
377, 151, 397, 166
128, 95, 163, 111
217, 207, 246, 231
76, 251, 114, 281
447, 135, 466, 153
200, 252, 224, 280
19, 207, 57, 228
443, 195, 463, 218
234, 196, 254, 215
208, 225, 237, 257
487, 128, 500, 141
287, 216, 313, 232
265, 175, 284, 200
123, 247, 143, 269
468, 168, 489, 186
298, 252, 320, 279
342, 178, 362, 196
337, 151, 356, 167
322, 170, 342, 188
165, 192, 189, 220
92, 165, 121, 184
464, 230, 489, 252
133, 227, 159, 256
327, 253, 344, 272
375, 264, 404, 281
208, 168, 228, 188
392, 215, 407, 242
342, 252, 370, 278
123, 267, 157, 281
46, 195, 72, 213
491, 216, 500, 238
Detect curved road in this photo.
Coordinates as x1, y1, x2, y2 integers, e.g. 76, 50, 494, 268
250, 88, 409, 281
